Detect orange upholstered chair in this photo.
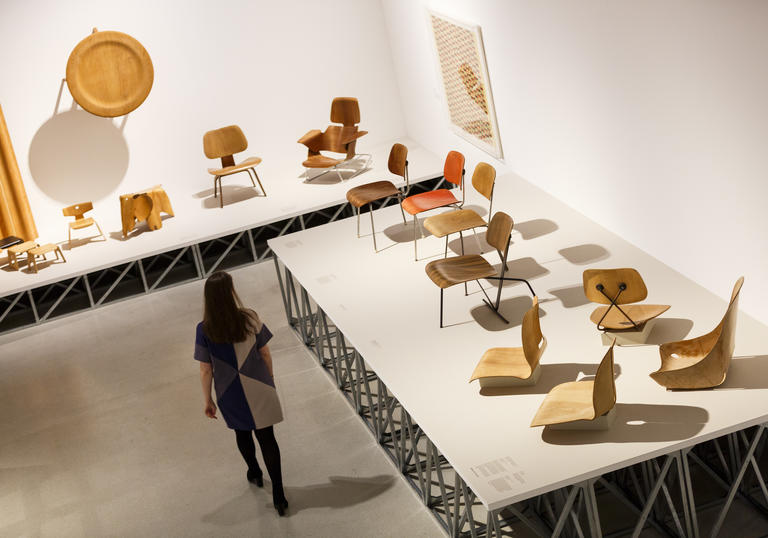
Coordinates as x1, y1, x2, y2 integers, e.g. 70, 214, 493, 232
402, 151, 465, 260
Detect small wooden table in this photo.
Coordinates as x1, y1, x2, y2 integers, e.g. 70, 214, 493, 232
119, 185, 174, 238
27, 243, 67, 273
7, 241, 38, 270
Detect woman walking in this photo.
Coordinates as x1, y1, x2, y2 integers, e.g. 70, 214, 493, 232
194, 271, 289, 516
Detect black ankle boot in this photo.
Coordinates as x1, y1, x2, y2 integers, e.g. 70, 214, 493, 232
273, 498, 289, 516
246, 469, 264, 487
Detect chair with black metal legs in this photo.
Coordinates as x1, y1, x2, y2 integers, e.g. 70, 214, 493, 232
425, 211, 535, 328
345, 143, 409, 252
402, 150, 465, 260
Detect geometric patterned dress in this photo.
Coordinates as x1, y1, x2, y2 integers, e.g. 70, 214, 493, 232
194, 317, 283, 430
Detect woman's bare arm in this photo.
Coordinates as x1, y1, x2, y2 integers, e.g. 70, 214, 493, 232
260, 344, 274, 378
199, 362, 217, 418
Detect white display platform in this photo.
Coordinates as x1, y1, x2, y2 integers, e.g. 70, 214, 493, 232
0, 139, 441, 297
268, 172, 768, 511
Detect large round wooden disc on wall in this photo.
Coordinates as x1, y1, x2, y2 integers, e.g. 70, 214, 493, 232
66, 29, 154, 118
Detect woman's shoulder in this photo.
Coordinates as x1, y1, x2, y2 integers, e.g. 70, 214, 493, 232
242, 308, 264, 331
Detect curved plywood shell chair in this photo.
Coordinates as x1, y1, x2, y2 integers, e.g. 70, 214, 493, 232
204, 125, 265, 208
650, 277, 744, 390
583, 268, 670, 331
470, 296, 546, 387
531, 342, 616, 429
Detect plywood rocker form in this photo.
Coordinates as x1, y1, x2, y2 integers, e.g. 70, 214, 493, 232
650, 277, 744, 390
531, 341, 617, 430
120, 185, 174, 237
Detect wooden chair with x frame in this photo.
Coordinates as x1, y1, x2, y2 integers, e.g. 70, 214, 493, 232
425, 211, 535, 328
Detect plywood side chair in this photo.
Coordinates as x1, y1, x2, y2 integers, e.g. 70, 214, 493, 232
470, 296, 546, 387
425, 211, 535, 328
583, 268, 670, 331
345, 143, 409, 252
531, 341, 617, 430
424, 162, 496, 258
62, 201, 105, 247
402, 150, 465, 261
298, 97, 369, 181
650, 277, 743, 390
203, 125, 265, 208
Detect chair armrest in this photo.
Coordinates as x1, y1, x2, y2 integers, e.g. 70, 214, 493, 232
298, 129, 323, 149
340, 128, 368, 145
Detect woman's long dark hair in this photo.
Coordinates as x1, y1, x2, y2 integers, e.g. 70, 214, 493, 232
202, 271, 254, 343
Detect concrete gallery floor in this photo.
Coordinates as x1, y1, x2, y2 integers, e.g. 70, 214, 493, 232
2, 260, 767, 537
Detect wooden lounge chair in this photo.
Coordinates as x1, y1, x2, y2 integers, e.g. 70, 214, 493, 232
531, 342, 617, 430
424, 162, 496, 257
345, 143, 409, 251
470, 296, 546, 387
650, 277, 743, 389
425, 211, 535, 327
62, 201, 105, 247
203, 125, 265, 208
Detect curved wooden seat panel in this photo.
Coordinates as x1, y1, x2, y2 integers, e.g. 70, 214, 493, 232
589, 304, 670, 329
207, 156, 262, 176
424, 209, 487, 238
346, 181, 399, 208
425, 255, 495, 289
402, 189, 460, 215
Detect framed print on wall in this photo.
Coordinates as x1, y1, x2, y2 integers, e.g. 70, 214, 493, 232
428, 10, 503, 159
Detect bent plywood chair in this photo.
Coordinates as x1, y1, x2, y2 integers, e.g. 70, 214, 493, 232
424, 162, 496, 258
583, 268, 670, 331
403, 151, 465, 261
425, 211, 535, 328
298, 97, 368, 181
650, 277, 744, 390
204, 125, 265, 208
62, 201, 105, 247
345, 143, 409, 251
470, 296, 546, 387
531, 341, 617, 429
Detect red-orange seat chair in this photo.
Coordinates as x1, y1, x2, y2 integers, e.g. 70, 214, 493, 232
402, 151, 465, 260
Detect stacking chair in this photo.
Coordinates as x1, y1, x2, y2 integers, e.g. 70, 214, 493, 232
583, 268, 670, 331
345, 143, 409, 251
531, 341, 617, 430
425, 211, 535, 328
424, 162, 496, 257
62, 202, 105, 247
402, 151, 465, 260
470, 296, 546, 387
650, 277, 743, 389
298, 97, 369, 181
203, 125, 266, 208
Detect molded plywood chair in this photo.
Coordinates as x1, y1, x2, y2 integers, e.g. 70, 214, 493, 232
425, 211, 535, 328
402, 151, 465, 260
470, 296, 546, 387
345, 143, 409, 251
583, 268, 670, 331
298, 97, 369, 181
62, 201, 105, 247
203, 125, 265, 208
650, 277, 744, 390
424, 162, 496, 257
531, 342, 617, 429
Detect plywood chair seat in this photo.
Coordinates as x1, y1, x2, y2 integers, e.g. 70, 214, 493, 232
589, 304, 670, 330
426, 254, 496, 289
650, 277, 743, 390
424, 209, 487, 238
531, 342, 616, 428
207, 156, 263, 177
303, 154, 344, 169
402, 189, 461, 215
346, 180, 400, 208
70, 217, 95, 230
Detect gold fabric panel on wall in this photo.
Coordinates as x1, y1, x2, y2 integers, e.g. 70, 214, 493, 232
0, 104, 37, 241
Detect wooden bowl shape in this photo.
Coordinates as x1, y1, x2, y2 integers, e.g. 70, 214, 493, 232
66, 29, 154, 118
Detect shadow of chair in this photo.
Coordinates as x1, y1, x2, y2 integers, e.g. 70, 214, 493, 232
650, 277, 744, 389
203, 125, 265, 208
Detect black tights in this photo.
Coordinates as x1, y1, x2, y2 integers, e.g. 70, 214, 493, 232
234, 427, 285, 502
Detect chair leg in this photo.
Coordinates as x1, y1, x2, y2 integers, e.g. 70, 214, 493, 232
440, 288, 444, 328
413, 215, 418, 261
213, 176, 219, 198
356, 206, 361, 238
252, 168, 267, 196
218, 178, 224, 208
57, 246, 67, 263
369, 206, 378, 252
444, 235, 449, 258
68, 227, 72, 248
95, 221, 105, 241
398, 195, 407, 225
335, 165, 343, 182
29, 253, 37, 273
246, 168, 257, 187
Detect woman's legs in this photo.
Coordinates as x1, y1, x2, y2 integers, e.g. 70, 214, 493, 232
234, 429, 263, 482
254, 426, 286, 504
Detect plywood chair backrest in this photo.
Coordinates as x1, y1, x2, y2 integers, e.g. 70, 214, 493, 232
444, 151, 465, 187
583, 268, 648, 305
62, 201, 93, 219
471, 162, 496, 201
203, 125, 248, 166
321, 125, 357, 157
388, 143, 408, 178
485, 211, 514, 253
708, 276, 744, 373
521, 296, 545, 367
330, 97, 360, 126
593, 342, 617, 418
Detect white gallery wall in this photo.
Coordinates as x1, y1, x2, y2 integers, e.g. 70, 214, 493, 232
0, 0, 404, 233
381, 0, 768, 325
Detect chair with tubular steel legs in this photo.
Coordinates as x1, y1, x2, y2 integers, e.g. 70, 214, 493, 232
425, 211, 535, 328
345, 143, 409, 252
402, 150, 465, 261
203, 125, 266, 208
